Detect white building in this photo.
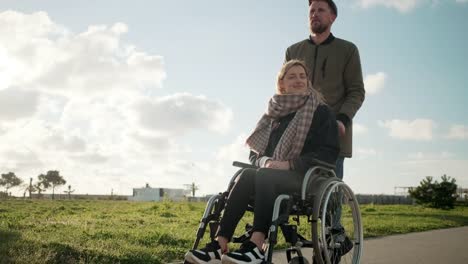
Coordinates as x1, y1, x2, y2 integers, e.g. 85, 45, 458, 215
457, 187, 468, 201
129, 184, 187, 201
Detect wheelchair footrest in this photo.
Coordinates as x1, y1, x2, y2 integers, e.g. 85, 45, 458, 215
280, 224, 314, 248
286, 247, 310, 263
296, 233, 313, 248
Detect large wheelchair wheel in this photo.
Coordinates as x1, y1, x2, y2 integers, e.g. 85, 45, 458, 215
312, 181, 363, 264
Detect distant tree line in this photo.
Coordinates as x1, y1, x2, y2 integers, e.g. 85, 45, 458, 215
0, 170, 69, 200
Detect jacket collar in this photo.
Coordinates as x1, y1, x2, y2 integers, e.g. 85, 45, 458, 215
308, 33, 335, 45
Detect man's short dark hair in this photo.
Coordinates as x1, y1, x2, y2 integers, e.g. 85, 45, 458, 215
308, 0, 338, 16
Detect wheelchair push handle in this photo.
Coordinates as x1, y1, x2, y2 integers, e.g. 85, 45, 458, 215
232, 161, 258, 169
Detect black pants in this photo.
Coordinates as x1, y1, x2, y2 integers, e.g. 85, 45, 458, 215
216, 168, 303, 240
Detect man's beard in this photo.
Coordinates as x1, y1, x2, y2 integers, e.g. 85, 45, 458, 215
311, 22, 328, 34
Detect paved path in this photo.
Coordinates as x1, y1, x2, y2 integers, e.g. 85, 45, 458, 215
272, 226, 468, 264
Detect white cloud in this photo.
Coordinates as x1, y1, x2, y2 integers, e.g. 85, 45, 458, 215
364, 72, 386, 95
69, 152, 109, 164
355, 147, 378, 159
355, 0, 424, 12
355, 0, 465, 12
197, 135, 252, 195
127, 130, 192, 156
216, 133, 250, 162
408, 152, 425, 160
353, 123, 368, 134
446, 125, 468, 140
399, 159, 468, 187
133, 93, 233, 136
0, 120, 88, 163
0, 88, 39, 121
0, 148, 43, 172
378, 119, 435, 140
356, 148, 377, 156
0, 11, 165, 97
408, 151, 454, 160
0, 11, 236, 196
60, 99, 128, 144
131, 132, 173, 152
346, 157, 468, 195
41, 128, 87, 153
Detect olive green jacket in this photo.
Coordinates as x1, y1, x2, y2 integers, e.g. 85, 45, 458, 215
285, 34, 365, 157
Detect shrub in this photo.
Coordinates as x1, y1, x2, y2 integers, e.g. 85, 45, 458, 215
409, 175, 458, 209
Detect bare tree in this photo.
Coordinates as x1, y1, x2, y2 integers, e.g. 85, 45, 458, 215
34, 181, 45, 197
25, 178, 37, 198
63, 185, 75, 200
184, 182, 199, 197
20, 178, 37, 199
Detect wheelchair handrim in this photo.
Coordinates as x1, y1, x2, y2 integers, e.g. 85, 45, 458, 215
320, 181, 363, 264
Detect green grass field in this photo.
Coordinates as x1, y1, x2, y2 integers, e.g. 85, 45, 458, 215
1, 199, 467, 264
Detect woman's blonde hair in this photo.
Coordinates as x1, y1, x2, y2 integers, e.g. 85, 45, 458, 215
276, 59, 325, 103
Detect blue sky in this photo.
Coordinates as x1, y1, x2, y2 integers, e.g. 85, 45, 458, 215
1, 0, 467, 196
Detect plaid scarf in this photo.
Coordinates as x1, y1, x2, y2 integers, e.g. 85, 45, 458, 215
246, 89, 320, 161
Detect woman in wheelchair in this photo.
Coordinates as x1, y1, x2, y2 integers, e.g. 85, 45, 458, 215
185, 59, 339, 264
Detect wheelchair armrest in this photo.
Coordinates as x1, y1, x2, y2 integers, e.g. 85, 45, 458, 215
232, 161, 258, 169
300, 162, 338, 201
310, 158, 336, 170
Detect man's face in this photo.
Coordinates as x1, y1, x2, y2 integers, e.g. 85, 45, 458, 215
309, 1, 336, 34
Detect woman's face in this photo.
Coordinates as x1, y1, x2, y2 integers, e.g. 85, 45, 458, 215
279, 65, 308, 94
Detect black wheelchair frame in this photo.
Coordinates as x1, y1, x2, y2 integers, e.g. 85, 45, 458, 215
187, 161, 363, 264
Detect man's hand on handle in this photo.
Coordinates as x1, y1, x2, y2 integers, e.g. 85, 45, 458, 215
337, 120, 346, 137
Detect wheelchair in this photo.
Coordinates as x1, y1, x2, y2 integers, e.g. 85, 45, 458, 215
186, 161, 363, 264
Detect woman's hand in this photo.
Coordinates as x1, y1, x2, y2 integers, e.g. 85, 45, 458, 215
265, 160, 290, 170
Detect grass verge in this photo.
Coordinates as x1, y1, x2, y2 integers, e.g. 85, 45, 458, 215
1, 200, 467, 263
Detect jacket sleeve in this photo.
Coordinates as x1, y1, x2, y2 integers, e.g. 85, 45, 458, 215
290, 105, 340, 174
339, 44, 365, 122
249, 151, 271, 167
